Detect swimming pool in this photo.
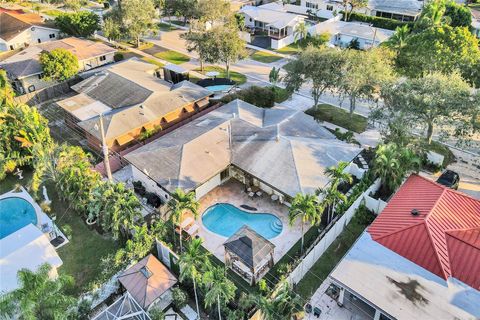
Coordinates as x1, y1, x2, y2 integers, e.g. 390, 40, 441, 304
202, 203, 282, 239
205, 85, 234, 92
0, 197, 37, 239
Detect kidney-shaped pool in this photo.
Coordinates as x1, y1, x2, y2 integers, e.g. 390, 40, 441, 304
0, 197, 38, 239
202, 203, 283, 239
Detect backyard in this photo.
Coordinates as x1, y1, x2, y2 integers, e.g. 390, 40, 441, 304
0, 171, 119, 296
305, 104, 368, 133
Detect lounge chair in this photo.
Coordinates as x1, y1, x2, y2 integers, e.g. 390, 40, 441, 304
313, 307, 321, 318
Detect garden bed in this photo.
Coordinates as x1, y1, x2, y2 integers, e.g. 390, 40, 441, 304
306, 104, 368, 133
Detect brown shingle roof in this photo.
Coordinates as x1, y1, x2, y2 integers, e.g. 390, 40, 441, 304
0, 12, 56, 41
117, 254, 177, 309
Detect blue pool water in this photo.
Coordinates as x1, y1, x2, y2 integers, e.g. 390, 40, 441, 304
202, 203, 282, 239
205, 85, 233, 92
0, 197, 37, 239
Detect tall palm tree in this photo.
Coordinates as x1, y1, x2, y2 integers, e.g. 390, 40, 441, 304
385, 25, 410, 50
0, 263, 75, 320
178, 238, 211, 320
202, 266, 236, 320
168, 188, 200, 251
293, 22, 308, 45
316, 186, 347, 225
288, 193, 322, 253
324, 161, 353, 189
252, 279, 303, 320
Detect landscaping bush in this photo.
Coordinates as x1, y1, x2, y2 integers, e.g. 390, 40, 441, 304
172, 287, 188, 310
114, 52, 124, 62
221, 86, 275, 108
346, 12, 414, 30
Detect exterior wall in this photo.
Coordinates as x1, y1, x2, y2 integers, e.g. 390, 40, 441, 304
17, 74, 52, 94
195, 173, 223, 200
80, 52, 116, 71
334, 33, 378, 49
243, 13, 256, 28
131, 165, 171, 202
1, 27, 59, 51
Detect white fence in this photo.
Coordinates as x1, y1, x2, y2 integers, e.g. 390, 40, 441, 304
286, 179, 382, 285
271, 34, 296, 49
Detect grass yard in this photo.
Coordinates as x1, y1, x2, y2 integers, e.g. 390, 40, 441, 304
195, 66, 247, 85
305, 104, 368, 133
0, 171, 119, 296
250, 51, 283, 63
41, 9, 63, 17
154, 50, 190, 65
158, 22, 178, 31
295, 208, 371, 299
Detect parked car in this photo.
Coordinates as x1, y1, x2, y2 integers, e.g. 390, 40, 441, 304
436, 170, 460, 190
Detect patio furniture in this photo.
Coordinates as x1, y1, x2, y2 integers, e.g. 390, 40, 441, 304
180, 217, 194, 229
271, 194, 279, 201
248, 192, 255, 198
313, 307, 322, 318
247, 187, 252, 192
185, 224, 199, 237
305, 303, 312, 313
256, 191, 262, 197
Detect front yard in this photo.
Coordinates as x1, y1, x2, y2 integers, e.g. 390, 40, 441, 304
154, 50, 190, 65
194, 66, 247, 85
305, 104, 368, 133
250, 51, 283, 63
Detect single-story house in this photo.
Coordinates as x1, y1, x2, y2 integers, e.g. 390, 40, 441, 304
124, 99, 361, 203
117, 254, 178, 311
0, 224, 63, 293
312, 19, 394, 49
0, 37, 117, 94
57, 58, 212, 152
0, 12, 60, 51
328, 174, 480, 320
240, 2, 307, 49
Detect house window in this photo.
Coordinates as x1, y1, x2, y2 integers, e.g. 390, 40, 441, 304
220, 168, 229, 181
37, 73, 45, 79
99, 55, 106, 61
49, 33, 56, 39
326, 5, 334, 11
306, 2, 318, 9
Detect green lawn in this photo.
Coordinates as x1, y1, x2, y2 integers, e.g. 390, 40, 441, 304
250, 51, 283, 63
296, 209, 370, 299
41, 9, 63, 17
154, 50, 190, 65
0, 171, 119, 296
158, 22, 178, 31
305, 104, 368, 133
195, 66, 247, 85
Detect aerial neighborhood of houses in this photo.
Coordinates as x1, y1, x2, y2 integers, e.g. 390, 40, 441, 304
0, 0, 479, 320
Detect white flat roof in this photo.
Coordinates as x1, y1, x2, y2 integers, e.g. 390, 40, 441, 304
330, 232, 480, 320
0, 224, 63, 293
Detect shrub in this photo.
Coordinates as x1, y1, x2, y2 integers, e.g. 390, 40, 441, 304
345, 12, 414, 30
172, 287, 188, 310
114, 52, 124, 62
221, 86, 275, 108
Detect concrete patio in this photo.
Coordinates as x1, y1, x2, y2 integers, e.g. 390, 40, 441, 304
195, 179, 307, 264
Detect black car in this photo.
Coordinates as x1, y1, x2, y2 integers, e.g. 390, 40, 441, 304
436, 170, 460, 190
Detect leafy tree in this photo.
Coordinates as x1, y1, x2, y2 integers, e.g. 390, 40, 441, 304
234, 13, 245, 31
211, 24, 247, 78
288, 193, 322, 252
181, 30, 217, 71
293, 21, 308, 44
55, 11, 100, 37
308, 32, 331, 47
164, 0, 197, 25
178, 238, 211, 319
252, 279, 303, 320
283, 47, 345, 106
337, 48, 395, 115
121, 0, 157, 47
396, 25, 480, 86
171, 287, 188, 309
115, 224, 155, 266
195, 0, 231, 27
342, 0, 368, 21
445, 1, 472, 27
102, 16, 122, 41
372, 143, 420, 196
221, 86, 276, 108
0, 263, 76, 320
39, 48, 79, 81
377, 72, 477, 145
202, 266, 236, 319
0, 69, 14, 104
149, 307, 165, 320
383, 25, 410, 50
87, 182, 142, 239
167, 188, 199, 251
418, 0, 472, 28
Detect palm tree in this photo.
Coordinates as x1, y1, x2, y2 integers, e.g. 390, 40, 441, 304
288, 193, 322, 253
316, 186, 347, 225
178, 238, 211, 319
0, 263, 75, 320
252, 279, 303, 320
324, 161, 353, 189
385, 25, 410, 50
293, 22, 308, 45
202, 266, 236, 320
168, 188, 200, 251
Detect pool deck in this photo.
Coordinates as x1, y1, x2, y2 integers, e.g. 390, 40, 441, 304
194, 179, 306, 264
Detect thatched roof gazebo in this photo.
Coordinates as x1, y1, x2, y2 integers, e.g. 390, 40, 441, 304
223, 226, 275, 285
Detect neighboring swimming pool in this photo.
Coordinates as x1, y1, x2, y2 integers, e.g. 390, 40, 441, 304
0, 197, 37, 239
202, 203, 283, 239
205, 85, 234, 92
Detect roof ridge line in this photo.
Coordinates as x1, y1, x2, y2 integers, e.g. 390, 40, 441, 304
423, 218, 450, 280
372, 221, 425, 241
286, 138, 304, 195
445, 228, 480, 250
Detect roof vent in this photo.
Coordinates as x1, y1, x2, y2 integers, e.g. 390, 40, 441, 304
411, 209, 420, 216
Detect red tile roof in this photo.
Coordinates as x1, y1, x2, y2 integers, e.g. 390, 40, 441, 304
368, 174, 480, 289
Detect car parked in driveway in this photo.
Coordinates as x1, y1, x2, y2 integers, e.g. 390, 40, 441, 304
437, 170, 460, 190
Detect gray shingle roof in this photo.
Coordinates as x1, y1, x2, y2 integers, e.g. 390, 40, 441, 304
224, 225, 275, 269
125, 99, 362, 197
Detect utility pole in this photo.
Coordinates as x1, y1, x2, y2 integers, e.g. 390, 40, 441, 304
98, 113, 113, 182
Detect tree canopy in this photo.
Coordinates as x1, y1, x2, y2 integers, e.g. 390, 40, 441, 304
39, 48, 79, 82
55, 11, 100, 37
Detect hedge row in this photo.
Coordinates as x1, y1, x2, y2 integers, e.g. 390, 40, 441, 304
345, 12, 414, 30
